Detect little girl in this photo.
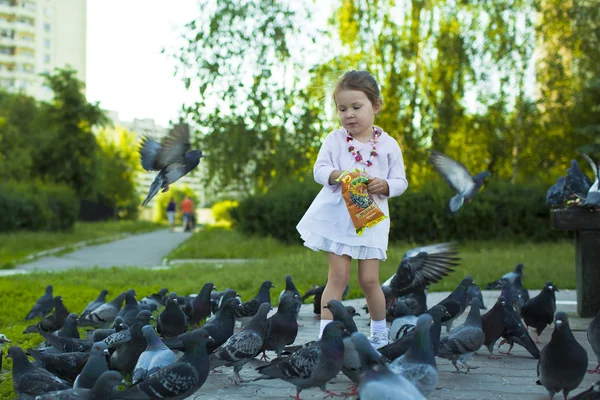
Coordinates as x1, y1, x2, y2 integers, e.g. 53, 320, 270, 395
296, 70, 408, 347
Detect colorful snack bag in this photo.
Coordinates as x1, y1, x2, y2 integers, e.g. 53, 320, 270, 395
337, 168, 387, 236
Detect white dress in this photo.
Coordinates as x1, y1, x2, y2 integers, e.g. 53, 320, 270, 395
296, 126, 408, 261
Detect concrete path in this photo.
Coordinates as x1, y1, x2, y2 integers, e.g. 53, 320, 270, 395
193, 289, 598, 400
14, 229, 192, 272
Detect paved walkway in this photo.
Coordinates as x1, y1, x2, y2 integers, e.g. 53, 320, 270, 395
13, 229, 193, 272
193, 289, 598, 400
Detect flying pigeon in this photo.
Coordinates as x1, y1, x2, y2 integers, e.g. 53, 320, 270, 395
536, 312, 588, 399
139, 122, 204, 207
481, 296, 506, 359
520, 281, 558, 343
428, 150, 491, 214
382, 242, 461, 299
25, 285, 54, 321
582, 153, 600, 209
588, 310, 600, 374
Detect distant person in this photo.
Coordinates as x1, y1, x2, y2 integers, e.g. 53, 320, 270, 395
166, 198, 176, 232
181, 196, 194, 232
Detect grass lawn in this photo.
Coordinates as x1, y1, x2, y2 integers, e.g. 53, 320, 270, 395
0, 226, 576, 398
0, 220, 166, 269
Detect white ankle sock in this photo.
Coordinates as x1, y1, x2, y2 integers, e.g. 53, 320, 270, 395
318, 319, 333, 339
370, 318, 387, 334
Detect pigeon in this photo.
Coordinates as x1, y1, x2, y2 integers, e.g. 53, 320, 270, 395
26, 347, 89, 382
186, 282, 216, 328
23, 296, 70, 334
0, 333, 11, 370
235, 280, 275, 326
132, 325, 177, 384
521, 281, 558, 343
176, 328, 211, 388
39, 331, 94, 353
536, 312, 588, 399
259, 291, 300, 361
495, 280, 541, 359
466, 282, 486, 309
80, 289, 109, 320
378, 305, 450, 362
73, 342, 110, 389
115, 290, 140, 328
80, 290, 130, 329
301, 283, 349, 318
110, 310, 154, 374
254, 321, 346, 400
139, 122, 204, 207
436, 298, 485, 373
512, 274, 530, 312
6, 346, 70, 398
390, 314, 439, 397
566, 159, 592, 200
485, 263, 525, 289
382, 242, 461, 299
35, 370, 124, 400
350, 332, 425, 400
582, 153, 600, 209
481, 296, 506, 359
57, 313, 80, 339
433, 276, 473, 333
210, 302, 271, 384
388, 300, 418, 342
202, 297, 241, 353
345, 306, 361, 318
546, 176, 568, 208
87, 317, 127, 343
587, 310, 600, 374
139, 288, 168, 308
279, 274, 302, 319
210, 288, 239, 315
428, 150, 491, 214
25, 285, 54, 321
571, 381, 600, 399
157, 293, 188, 338
114, 362, 202, 400
385, 290, 426, 323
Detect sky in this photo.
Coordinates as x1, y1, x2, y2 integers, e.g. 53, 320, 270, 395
86, 0, 200, 127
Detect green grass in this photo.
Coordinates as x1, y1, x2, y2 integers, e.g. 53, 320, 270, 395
0, 220, 166, 269
0, 226, 576, 398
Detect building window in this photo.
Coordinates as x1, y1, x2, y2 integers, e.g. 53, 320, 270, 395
44, 23, 51, 33
44, 39, 50, 48
44, 6, 51, 17
44, 54, 50, 63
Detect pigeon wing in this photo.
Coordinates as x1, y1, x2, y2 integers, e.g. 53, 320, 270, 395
157, 124, 191, 166
429, 151, 477, 195
261, 345, 320, 380
139, 136, 164, 171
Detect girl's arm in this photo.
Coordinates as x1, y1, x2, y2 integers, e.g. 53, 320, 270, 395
384, 141, 409, 198
313, 133, 342, 190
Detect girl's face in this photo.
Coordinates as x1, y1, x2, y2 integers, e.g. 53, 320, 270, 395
335, 89, 381, 138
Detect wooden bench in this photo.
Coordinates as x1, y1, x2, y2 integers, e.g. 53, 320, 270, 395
551, 208, 600, 317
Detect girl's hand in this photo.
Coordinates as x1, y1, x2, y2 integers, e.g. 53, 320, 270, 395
368, 178, 389, 195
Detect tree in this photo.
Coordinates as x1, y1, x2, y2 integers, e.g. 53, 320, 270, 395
33, 67, 108, 198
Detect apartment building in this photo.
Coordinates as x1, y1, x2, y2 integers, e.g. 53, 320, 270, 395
0, 0, 86, 100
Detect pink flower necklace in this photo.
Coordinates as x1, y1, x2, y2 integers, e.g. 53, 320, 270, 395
346, 127, 379, 167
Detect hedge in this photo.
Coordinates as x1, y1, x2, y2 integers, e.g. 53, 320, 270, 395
230, 179, 568, 244
0, 181, 79, 232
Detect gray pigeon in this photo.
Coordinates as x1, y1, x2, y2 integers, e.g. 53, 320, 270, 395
57, 313, 80, 339
382, 241, 460, 298
279, 274, 302, 319
23, 296, 70, 334
132, 325, 177, 384
6, 346, 70, 397
536, 312, 588, 399
566, 159, 592, 200
80, 289, 109, 320
73, 342, 109, 389
481, 296, 506, 359
512, 274, 530, 313
570, 381, 600, 399
546, 176, 568, 207
139, 122, 204, 207
253, 321, 346, 399
235, 280, 275, 326
176, 328, 211, 388
202, 297, 241, 354
209, 302, 271, 384
80, 291, 129, 329
521, 281, 558, 343
0, 333, 11, 370
582, 153, 600, 209
466, 282, 486, 309
436, 298, 485, 373
485, 263, 525, 289
434, 276, 474, 333
157, 293, 187, 338
114, 362, 202, 400
139, 288, 168, 308
110, 310, 154, 375
115, 290, 140, 328
388, 300, 418, 342
39, 331, 94, 353
350, 332, 425, 400
428, 150, 491, 214
26, 347, 89, 382
25, 285, 54, 321
87, 316, 127, 343
390, 314, 439, 397
259, 291, 300, 361
587, 310, 600, 374
34, 371, 124, 400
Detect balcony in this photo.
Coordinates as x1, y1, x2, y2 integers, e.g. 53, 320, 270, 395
0, 4, 16, 17
14, 22, 34, 34
0, 53, 14, 63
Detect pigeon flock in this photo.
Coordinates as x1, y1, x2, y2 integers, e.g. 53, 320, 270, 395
546, 154, 600, 211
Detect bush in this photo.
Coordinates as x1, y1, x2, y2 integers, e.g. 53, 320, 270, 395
0, 181, 79, 232
211, 200, 239, 225
231, 179, 568, 244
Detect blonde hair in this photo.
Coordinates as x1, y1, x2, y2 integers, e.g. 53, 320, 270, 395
333, 70, 382, 108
